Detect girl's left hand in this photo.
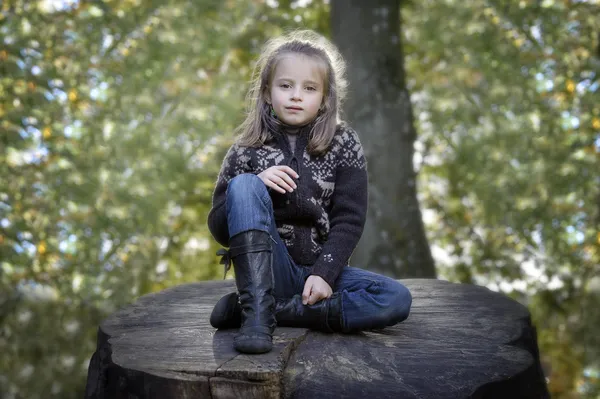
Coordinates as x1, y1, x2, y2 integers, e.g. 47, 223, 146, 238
302, 275, 333, 305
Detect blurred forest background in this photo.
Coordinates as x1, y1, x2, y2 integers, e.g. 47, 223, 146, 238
1, 0, 599, 397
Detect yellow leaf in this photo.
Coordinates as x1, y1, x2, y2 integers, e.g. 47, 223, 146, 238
68, 89, 77, 102
566, 80, 575, 93
597, 232, 600, 245
38, 241, 47, 255
78, 101, 91, 112
576, 48, 590, 59
514, 37, 524, 48
584, 145, 595, 154
592, 118, 600, 130
43, 127, 51, 139
0, 50, 7, 60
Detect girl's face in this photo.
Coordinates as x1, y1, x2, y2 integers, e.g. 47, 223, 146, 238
267, 53, 325, 127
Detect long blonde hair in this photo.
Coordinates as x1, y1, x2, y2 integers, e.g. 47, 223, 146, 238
235, 30, 348, 155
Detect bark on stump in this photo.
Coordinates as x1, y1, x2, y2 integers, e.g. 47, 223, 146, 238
85, 279, 549, 398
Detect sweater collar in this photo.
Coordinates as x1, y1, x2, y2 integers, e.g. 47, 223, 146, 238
278, 122, 312, 138
266, 112, 314, 137
267, 116, 313, 155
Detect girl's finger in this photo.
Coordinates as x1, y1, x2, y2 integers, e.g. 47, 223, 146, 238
302, 283, 312, 305
264, 179, 287, 194
271, 175, 294, 192
273, 170, 297, 190
308, 290, 321, 305
275, 165, 299, 179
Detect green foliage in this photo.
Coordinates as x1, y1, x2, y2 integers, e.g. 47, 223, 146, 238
1, 0, 322, 396
403, 0, 600, 396
1, 0, 598, 397
2, 0, 246, 396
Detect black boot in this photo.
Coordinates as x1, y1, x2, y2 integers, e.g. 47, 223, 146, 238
225, 230, 276, 354
210, 292, 242, 330
210, 292, 344, 333
275, 293, 344, 333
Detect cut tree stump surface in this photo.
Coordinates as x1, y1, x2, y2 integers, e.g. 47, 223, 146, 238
85, 279, 548, 398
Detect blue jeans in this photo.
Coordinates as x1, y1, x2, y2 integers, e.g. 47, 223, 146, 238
225, 174, 412, 332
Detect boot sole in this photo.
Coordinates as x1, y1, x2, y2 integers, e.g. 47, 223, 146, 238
234, 337, 273, 354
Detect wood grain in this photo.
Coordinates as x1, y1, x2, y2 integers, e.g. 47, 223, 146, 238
85, 279, 549, 398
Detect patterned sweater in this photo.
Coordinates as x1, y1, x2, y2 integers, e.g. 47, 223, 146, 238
207, 122, 368, 287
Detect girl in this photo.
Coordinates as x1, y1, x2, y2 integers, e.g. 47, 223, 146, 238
207, 30, 412, 354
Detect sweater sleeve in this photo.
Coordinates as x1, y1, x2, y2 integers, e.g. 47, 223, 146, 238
207, 143, 248, 247
310, 128, 368, 287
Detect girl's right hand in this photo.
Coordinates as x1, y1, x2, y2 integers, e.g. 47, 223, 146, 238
257, 166, 299, 194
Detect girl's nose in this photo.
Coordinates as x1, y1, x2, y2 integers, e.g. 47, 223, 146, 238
291, 88, 302, 101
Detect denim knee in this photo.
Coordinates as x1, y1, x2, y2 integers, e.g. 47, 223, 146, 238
226, 174, 273, 237
227, 174, 271, 207
378, 280, 412, 326
227, 173, 266, 197
390, 282, 412, 323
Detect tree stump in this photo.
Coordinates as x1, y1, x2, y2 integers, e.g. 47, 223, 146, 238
85, 279, 549, 398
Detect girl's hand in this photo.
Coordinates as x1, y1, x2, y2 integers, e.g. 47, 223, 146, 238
257, 165, 299, 194
302, 275, 333, 305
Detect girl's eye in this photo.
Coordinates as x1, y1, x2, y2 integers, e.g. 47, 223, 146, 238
306, 86, 316, 91
281, 84, 291, 88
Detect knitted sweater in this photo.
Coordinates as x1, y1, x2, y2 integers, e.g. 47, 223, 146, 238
207, 122, 368, 287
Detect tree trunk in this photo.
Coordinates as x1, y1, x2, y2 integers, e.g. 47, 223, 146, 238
85, 280, 549, 398
331, 0, 436, 278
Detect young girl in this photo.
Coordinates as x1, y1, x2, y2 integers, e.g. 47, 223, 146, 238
207, 30, 412, 354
